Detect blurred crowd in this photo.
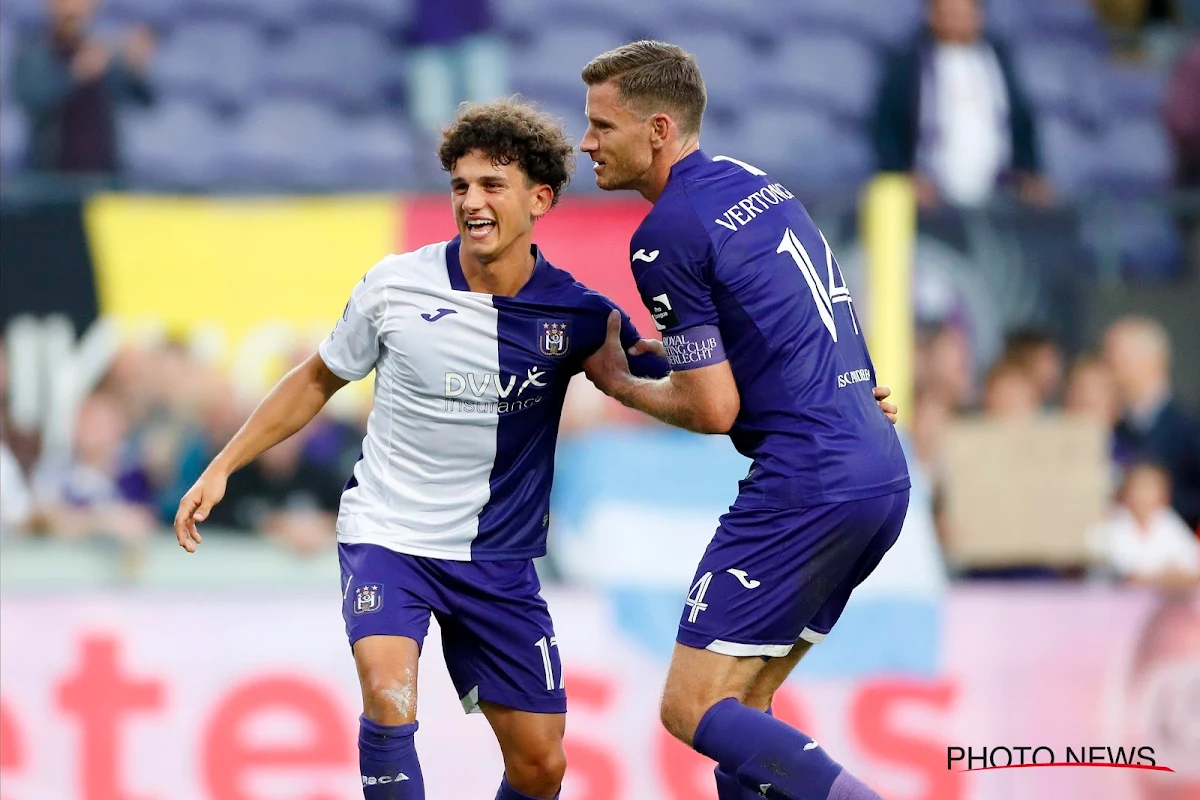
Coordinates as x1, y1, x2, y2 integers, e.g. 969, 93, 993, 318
1, 0, 1198, 588
910, 314, 1200, 586
1, 312, 1197, 588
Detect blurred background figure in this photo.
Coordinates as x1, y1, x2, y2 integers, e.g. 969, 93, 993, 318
871, 0, 1052, 209
1163, 37, 1200, 188
29, 390, 156, 542
1104, 316, 1200, 529
982, 358, 1042, 418
1089, 461, 1200, 587
13, 0, 155, 177
1065, 353, 1121, 429
1000, 327, 1065, 408
406, 0, 509, 138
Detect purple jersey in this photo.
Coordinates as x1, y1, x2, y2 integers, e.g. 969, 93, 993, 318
630, 151, 910, 509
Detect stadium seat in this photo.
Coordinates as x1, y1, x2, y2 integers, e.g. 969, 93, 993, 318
0, 0, 44, 29
1107, 63, 1167, 117
510, 24, 630, 105
259, 23, 390, 114
773, 0, 922, 49
1039, 116, 1100, 199
221, 99, 344, 191
1017, 0, 1107, 49
154, 23, 262, 113
727, 107, 873, 198
1, 104, 27, 174
300, 0, 413, 32
1015, 41, 1108, 130
123, 102, 226, 190
334, 115, 420, 190
1090, 119, 1173, 196
755, 33, 879, 124
104, 0, 187, 28
666, 29, 757, 115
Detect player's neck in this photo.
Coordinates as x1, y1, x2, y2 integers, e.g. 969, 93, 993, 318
460, 238, 537, 296
639, 138, 701, 204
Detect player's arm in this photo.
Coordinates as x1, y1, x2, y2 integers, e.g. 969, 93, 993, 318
587, 310, 739, 434
175, 274, 382, 552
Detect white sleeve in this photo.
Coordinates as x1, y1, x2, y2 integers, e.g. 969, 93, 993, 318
318, 275, 383, 382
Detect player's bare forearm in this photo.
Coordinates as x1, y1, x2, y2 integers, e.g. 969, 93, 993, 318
209, 352, 347, 477
610, 374, 730, 434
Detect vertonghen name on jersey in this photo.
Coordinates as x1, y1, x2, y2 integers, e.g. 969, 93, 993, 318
713, 183, 796, 232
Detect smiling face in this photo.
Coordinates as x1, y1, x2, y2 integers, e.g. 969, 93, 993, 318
450, 149, 552, 266
580, 79, 656, 193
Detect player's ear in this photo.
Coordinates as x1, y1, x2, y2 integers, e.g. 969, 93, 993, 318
530, 183, 554, 218
650, 113, 672, 149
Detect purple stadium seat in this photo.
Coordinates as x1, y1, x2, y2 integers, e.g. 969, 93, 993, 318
259, 23, 390, 113
666, 29, 757, 115
1107, 63, 1167, 117
755, 33, 879, 124
103, 0, 188, 28
1090, 119, 1173, 196
1, 103, 27, 173
300, 0, 412, 31
1015, 41, 1108, 129
510, 25, 629, 105
335, 116, 420, 190
0, 0, 44, 29
124, 102, 226, 190
154, 23, 262, 112
1039, 116, 1100, 198
221, 100, 344, 190
772, 0, 922, 48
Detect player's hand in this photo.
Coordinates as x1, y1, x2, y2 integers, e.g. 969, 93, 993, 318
627, 337, 666, 359
874, 385, 898, 425
174, 470, 228, 553
584, 310, 635, 398
72, 41, 112, 82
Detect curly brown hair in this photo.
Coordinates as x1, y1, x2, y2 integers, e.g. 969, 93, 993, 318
438, 98, 576, 209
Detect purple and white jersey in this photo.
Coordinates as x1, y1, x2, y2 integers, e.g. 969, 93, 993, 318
631, 151, 910, 509
319, 238, 666, 561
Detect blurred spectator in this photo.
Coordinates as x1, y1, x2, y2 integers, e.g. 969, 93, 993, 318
0, 439, 33, 537
13, 0, 155, 176
1163, 37, 1200, 188
203, 428, 341, 555
915, 323, 975, 410
1064, 353, 1121, 428
30, 391, 156, 542
407, 0, 509, 138
1001, 327, 1065, 407
871, 0, 1052, 209
1089, 462, 1200, 587
982, 358, 1042, 418
1104, 316, 1200, 528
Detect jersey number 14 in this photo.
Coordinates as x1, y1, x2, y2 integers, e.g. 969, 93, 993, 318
777, 227, 859, 343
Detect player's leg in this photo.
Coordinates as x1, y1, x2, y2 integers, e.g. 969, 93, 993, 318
667, 498, 904, 800
481, 703, 566, 800
341, 543, 439, 799
729, 491, 909, 800
436, 558, 568, 799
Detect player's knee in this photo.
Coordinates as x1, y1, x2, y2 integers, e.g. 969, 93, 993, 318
505, 742, 566, 797
359, 670, 418, 726
659, 689, 706, 746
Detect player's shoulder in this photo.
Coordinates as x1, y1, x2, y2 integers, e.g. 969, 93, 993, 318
362, 241, 450, 288
633, 185, 713, 266
532, 256, 615, 315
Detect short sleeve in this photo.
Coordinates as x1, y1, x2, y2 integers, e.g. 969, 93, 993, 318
616, 306, 670, 380
630, 202, 727, 371
318, 273, 383, 381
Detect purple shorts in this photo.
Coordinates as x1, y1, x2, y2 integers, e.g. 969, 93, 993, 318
339, 543, 566, 715
677, 489, 910, 657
